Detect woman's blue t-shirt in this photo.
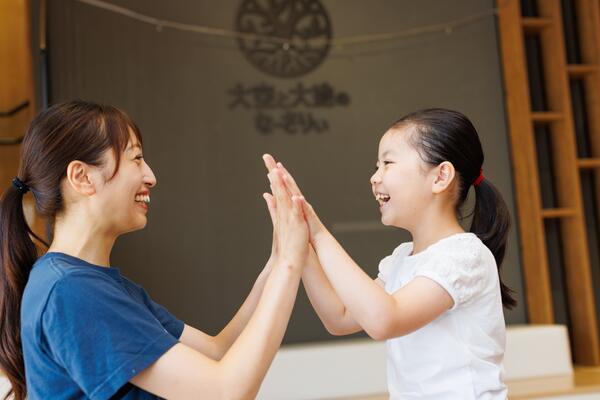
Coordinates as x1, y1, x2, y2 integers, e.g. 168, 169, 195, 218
21, 252, 185, 399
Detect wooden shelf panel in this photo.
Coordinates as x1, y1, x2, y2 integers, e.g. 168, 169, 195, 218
522, 17, 554, 33
531, 111, 564, 123
567, 64, 598, 77
541, 208, 578, 219
578, 158, 600, 169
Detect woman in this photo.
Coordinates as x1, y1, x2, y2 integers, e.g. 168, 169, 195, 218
0, 100, 308, 399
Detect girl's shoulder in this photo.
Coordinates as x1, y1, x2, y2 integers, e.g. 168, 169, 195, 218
410, 232, 489, 264
411, 233, 498, 308
390, 241, 414, 258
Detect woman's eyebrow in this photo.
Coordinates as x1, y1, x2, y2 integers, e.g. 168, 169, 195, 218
126, 143, 142, 151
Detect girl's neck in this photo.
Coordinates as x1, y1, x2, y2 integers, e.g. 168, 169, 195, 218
48, 214, 115, 267
409, 208, 465, 256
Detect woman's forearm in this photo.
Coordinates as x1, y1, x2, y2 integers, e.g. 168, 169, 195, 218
218, 261, 302, 399
212, 259, 273, 359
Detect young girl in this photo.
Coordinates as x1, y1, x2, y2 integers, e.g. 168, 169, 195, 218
0, 100, 309, 399
263, 108, 515, 399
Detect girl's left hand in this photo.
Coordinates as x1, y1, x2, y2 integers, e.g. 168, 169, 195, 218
262, 191, 278, 272
261, 154, 326, 242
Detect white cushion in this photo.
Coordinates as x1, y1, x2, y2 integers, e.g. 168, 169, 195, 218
504, 324, 573, 381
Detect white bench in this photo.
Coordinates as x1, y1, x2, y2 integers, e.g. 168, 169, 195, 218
258, 325, 600, 399
3, 325, 598, 399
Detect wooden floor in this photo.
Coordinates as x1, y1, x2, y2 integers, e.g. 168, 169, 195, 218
337, 367, 600, 400
2, 367, 600, 399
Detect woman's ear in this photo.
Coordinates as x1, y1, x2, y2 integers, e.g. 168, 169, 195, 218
65, 160, 97, 196
432, 161, 456, 194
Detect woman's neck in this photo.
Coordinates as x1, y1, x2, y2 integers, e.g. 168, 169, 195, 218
48, 214, 115, 267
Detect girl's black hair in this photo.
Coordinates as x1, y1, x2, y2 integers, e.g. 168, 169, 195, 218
393, 108, 517, 309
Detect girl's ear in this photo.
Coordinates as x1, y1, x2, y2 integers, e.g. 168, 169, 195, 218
65, 160, 98, 196
432, 161, 456, 194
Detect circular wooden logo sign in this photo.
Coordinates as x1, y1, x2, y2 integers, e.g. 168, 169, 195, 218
235, 0, 332, 78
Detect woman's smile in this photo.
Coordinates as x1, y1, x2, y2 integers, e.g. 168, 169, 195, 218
134, 192, 150, 211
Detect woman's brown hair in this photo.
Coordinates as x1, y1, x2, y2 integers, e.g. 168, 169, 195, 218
0, 100, 142, 400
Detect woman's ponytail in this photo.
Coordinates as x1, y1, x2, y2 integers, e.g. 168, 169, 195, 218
471, 178, 516, 309
0, 184, 39, 400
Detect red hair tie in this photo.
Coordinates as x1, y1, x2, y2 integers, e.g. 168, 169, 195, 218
473, 169, 484, 187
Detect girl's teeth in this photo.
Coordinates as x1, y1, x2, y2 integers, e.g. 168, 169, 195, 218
375, 193, 390, 202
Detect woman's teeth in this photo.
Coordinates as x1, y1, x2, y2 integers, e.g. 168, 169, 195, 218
135, 194, 150, 204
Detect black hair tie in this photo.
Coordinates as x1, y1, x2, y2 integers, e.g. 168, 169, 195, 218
12, 177, 30, 194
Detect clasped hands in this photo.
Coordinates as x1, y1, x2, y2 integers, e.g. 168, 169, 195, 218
261, 154, 324, 272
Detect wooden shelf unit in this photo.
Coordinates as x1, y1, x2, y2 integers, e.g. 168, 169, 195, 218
497, 0, 600, 365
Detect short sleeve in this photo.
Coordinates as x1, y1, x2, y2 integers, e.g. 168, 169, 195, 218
377, 243, 408, 283
377, 254, 395, 283
413, 247, 487, 309
122, 277, 184, 339
42, 272, 179, 400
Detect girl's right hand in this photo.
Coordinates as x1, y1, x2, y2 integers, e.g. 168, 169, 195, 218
267, 168, 309, 270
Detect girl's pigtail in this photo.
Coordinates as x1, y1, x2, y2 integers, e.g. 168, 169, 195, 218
470, 178, 517, 309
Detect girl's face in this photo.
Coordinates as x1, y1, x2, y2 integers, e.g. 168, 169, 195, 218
370, 126, 433, 229
93, 131, 156, 236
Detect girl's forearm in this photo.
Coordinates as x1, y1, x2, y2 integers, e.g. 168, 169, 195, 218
302, 247, 361, 335
218, 262, 302, 399
312, 230, 397, 340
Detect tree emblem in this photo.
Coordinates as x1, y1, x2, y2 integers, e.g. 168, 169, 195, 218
235, 0, 332, 78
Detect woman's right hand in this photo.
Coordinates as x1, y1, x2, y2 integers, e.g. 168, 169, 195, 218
267, 168, 309, 270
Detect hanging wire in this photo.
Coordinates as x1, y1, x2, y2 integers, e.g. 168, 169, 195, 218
75, 0, 499, 51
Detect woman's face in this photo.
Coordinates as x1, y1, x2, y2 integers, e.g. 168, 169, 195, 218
93, 131, 157, 236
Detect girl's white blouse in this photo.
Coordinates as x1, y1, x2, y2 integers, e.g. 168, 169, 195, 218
378, 232, 508, 399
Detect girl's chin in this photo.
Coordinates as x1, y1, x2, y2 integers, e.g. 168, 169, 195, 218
380, 214, 404, 229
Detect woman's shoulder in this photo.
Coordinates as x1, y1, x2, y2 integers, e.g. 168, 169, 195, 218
25, 253, 122, 308
30, 252, 117, 286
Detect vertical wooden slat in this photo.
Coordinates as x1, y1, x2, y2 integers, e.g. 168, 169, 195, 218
496, 0, 554, 323
0, 0, 35, 189
536, 0, 600, 365
0, 0, 46, 244
575, 0, 600, 220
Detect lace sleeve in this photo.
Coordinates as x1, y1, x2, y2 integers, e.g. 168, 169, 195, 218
414, 245, 487, 309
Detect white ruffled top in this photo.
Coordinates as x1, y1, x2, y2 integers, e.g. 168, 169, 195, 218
378, 232, 507, 399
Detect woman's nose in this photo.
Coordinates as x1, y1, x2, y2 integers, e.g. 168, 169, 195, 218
143, 161, 157, 188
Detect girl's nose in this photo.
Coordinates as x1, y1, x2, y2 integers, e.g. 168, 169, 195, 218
370, 169, 381, 185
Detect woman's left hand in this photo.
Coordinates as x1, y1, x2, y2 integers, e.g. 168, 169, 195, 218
261, 154, 326, 243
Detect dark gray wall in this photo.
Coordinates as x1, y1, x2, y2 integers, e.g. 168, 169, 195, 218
45, 0, 526, 343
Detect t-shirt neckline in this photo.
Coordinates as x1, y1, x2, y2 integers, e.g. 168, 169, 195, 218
42, 251, 121, 276
405, 232, 476, 260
